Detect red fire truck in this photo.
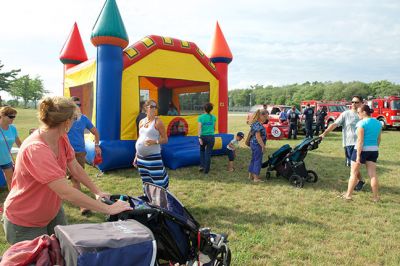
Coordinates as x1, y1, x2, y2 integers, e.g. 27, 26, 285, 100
367, 96, 400, 129
300, 100, 347, 128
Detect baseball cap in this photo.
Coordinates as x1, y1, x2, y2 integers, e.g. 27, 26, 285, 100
237, 132, 245, 138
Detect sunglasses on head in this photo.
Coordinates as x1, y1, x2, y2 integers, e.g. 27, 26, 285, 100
7, 115, 16, 119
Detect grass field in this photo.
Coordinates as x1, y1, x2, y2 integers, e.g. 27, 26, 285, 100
1, 108, 400, 265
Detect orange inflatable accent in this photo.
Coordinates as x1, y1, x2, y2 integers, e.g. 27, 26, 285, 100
209, 22, 232, 60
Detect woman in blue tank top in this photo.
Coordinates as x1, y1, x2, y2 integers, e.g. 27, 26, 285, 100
0, 106, 22, 191
343, 104, 382, 202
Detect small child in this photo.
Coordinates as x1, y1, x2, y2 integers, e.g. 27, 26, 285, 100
226, 132, 245, 172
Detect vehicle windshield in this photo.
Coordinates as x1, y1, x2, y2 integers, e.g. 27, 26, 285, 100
391, 100, 400, 110
250, 105, 264, 112
328, 105, 346, 112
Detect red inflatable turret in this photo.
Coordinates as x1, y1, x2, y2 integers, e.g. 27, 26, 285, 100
59, 22, 88, 71
209, 22, 232, 134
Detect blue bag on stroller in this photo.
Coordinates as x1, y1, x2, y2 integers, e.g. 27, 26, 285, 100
106, 183, 231, 266
262, 137, 322, 188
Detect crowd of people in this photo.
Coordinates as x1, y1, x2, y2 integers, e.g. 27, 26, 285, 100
0, 95, 383, 245
245, 96, 382, 200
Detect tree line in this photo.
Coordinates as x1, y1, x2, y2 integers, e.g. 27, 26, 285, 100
228, 81, 400, 107
0, 60, 47, 108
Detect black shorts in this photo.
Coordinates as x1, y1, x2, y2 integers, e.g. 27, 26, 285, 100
351, 150, 379, 164
227, 149, 235, 161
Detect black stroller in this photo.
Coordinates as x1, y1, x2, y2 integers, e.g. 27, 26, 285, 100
105, 183, 231, 266
262, 137, 322, 188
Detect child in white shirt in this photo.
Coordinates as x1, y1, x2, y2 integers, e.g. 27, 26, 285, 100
227, 132, 244, 172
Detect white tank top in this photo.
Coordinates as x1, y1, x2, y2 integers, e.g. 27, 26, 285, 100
135, 118, 161, 156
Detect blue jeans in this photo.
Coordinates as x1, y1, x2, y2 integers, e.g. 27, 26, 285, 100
248, 142, 263, 176
200, 135, 215, 173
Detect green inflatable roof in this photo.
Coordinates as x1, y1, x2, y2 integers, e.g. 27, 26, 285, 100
91, 0, 128, 47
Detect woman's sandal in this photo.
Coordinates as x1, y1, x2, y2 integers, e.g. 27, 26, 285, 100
337, 193, 352, 201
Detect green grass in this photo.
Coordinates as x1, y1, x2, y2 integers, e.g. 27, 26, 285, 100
1, 109, 400, 265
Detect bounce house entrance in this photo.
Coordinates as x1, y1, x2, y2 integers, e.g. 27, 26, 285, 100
138, 76, 210, 116
69, 82, 94, 120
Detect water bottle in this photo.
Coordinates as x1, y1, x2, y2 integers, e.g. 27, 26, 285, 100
136, 200, 145, 210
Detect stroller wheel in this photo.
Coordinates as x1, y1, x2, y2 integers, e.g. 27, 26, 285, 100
289, 174, 304, 188
306, 170, 318, 183
265, 171, 272, 179
212, 245, 231, 266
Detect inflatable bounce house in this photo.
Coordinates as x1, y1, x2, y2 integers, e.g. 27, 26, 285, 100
59, 0, 233, 171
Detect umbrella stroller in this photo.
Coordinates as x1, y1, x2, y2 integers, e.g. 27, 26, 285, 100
262, 137, 322, 188
104, 182, 231, 266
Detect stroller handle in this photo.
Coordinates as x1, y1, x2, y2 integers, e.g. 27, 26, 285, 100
101, 197, 114, 205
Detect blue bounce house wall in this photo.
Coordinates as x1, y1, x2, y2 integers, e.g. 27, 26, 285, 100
86, 134, 233, 171
96, 45, 123, 141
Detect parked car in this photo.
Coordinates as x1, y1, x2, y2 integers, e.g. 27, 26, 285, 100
246, 105, 265, 124
246, 104, 292, 140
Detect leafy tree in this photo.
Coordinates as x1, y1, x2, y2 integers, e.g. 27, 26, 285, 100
30, 76, 47, 108
228, 80, 400, 107
0, 60, 20, 92
9, 75, 47, 108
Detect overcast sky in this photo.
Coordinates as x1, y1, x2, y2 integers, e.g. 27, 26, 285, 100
1, 0, 399, 98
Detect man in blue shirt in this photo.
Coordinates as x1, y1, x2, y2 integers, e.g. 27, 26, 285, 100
279, 109, 288, 123
67, 97, 101, 215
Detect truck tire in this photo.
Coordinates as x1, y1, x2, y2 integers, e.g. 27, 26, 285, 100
378, 118, 387, 130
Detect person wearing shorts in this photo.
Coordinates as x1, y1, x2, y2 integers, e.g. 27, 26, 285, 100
343, 104, 382, 202
226, 132, 244, 172
320, 95, 365, 191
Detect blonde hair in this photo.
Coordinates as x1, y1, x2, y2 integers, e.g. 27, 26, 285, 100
0, 106, 17, 117
39, 96, 77, 128
250, 109, 267, 125
144, 99, 157, 107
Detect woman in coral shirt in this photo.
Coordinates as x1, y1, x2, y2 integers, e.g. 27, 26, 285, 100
3, 97, 132, 244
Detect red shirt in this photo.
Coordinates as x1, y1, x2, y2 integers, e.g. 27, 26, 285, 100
4, 130, 74, 227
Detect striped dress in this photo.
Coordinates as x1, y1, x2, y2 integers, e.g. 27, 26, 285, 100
135, 118, 169, 189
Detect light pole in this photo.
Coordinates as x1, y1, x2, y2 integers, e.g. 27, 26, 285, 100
249, 93, 252, 107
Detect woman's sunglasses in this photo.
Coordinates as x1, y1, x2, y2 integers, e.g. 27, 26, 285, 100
148, 105, 158, 109
7, 115, 16, 119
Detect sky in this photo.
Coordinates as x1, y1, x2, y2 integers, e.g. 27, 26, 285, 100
1, 0, 399, 98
